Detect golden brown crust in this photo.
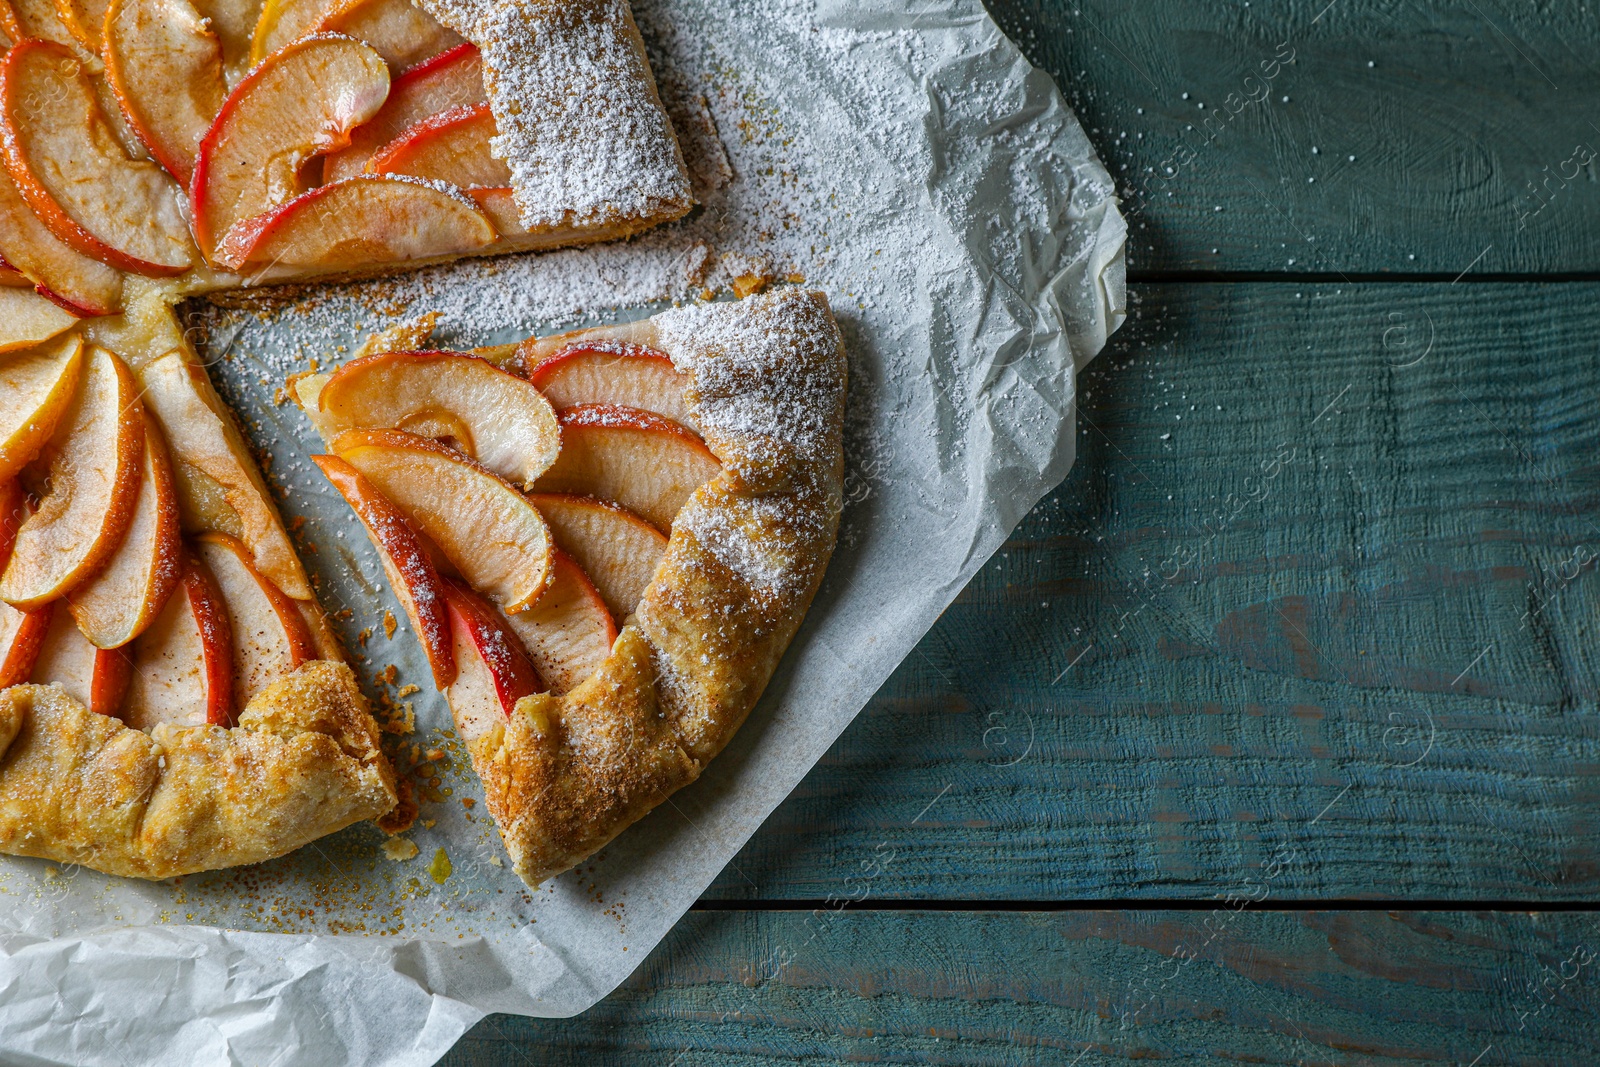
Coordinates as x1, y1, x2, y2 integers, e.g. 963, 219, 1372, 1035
471, 288, 847, 884
0, 661, 397, 879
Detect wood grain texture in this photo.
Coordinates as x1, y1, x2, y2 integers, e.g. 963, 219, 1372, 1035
690, 282, 1600, 901
443, 910, 1600, 1065
983, 0, 1600, 275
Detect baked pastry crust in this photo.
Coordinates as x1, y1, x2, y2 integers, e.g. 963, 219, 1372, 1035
0, 661, 396, 879
469, 287, 847, 885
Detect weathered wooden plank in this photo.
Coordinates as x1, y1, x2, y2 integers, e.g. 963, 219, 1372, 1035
984, 0, 1600, 274
689, 281, 1600, 900
442, 909, 1600, 1064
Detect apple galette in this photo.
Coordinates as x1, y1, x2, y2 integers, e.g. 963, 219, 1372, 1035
298, 287, 847, 886
0, 0, 696, 879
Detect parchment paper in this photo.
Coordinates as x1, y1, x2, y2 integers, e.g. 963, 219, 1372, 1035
0, 0, 1125, 1062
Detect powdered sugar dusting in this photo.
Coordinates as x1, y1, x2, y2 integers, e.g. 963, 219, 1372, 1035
419, 0, 692, 230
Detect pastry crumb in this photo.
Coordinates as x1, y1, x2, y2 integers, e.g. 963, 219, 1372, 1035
383, 838, 420, 862
383, 610, 397, 639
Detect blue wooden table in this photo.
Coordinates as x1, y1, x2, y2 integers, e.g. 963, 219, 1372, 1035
445, 2, 1600, 1061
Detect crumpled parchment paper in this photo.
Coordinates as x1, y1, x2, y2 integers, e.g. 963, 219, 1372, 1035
0, 0, 1125, 1062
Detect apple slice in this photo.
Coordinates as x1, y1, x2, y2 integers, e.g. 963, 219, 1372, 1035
525, 492, 666, 620
0, 256, 30, 286
0, 480, 24, 569
3, 0, 77, 44
312, 0, 461, 71
0, 346, 143, 610
502, 548, 616, 696
525, 342, 697, 430
367, 102, 508, 188
0, 288, 79, 353
0, 332, 84, 483
310, 350, 559, 487
66, 422, 182, 648
121, 553, 233, 729
532, 405, 721, 533
0, 599, 51, 687
313, 453, 454, 687
248, 0, 332, 65
216, 174, 496, 272
140, 351, 311, 600
467, 187, 528, 238
0, 39, 196, 276
322, 41, 483, 182
442, 578, 540, 742
332, 428, 553, 613
190, 32, 389, 263
29, 602, 134, 715
103, 0, 227, 185
0, 166, 125, 317
53, 0, 106, 48
196, 532, 316, 710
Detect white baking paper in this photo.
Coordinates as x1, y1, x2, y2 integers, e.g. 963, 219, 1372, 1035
0, 0, 1125, 1062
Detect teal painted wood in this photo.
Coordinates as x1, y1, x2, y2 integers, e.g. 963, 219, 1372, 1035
688, 282, 1600, 900
442, 909, 1600, 1065
983, 0, 1600, 275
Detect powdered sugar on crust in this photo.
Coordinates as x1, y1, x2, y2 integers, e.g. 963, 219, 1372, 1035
417, 0, 693, 231
650, 288, 846, 601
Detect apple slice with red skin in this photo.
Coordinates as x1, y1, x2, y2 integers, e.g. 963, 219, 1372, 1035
0, 166, 125, 317
53, 0, 106, 48
332, 428, 554, 613
217, 174, 496, 273
0, 599, 51, 688
0, 332, 84, 483
525, 492, 667, 621
441, 578, 541, 742
532, 405, 721, 533
502, 548, 616, 696
103, 0, 227, 185
190, 32, 390, 263
0, 288, 79, 353
121, 552, 234, 729
1, 345, 143, 610
66, 421, 182, 649
309, 349, 559, 487
525, 343, 697, 431
0, 257, 32, 286
322, 41, 483, 182
0, 484, 49, 688
313, 453, 455, 688
196, 532, 317, 711
312, 0, 461, 71
0, 39, 196, 276
367, 102, 509, 188
29, 602, 135, 715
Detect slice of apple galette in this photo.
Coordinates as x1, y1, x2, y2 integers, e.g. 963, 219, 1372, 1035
298, 287, 847, 886
0, 0, 690, 316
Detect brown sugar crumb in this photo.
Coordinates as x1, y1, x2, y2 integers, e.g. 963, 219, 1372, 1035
357, 627, 372, 647
461, 798, 475, 809
378, 664, 398, 685
731, 272, 768, 298
425, 748, 445, 761
397, 684, 419, 697
785, 272, 806, 284
377, 778, 418, 834
383, 610, 397, 639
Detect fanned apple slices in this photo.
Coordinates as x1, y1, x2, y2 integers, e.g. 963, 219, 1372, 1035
301, 335, 715, 705
0, 319, 347, 732
0, 0, 691, 310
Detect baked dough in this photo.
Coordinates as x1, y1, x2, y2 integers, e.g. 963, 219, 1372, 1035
0, 661, 396, 879
469, 287, 847, 885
